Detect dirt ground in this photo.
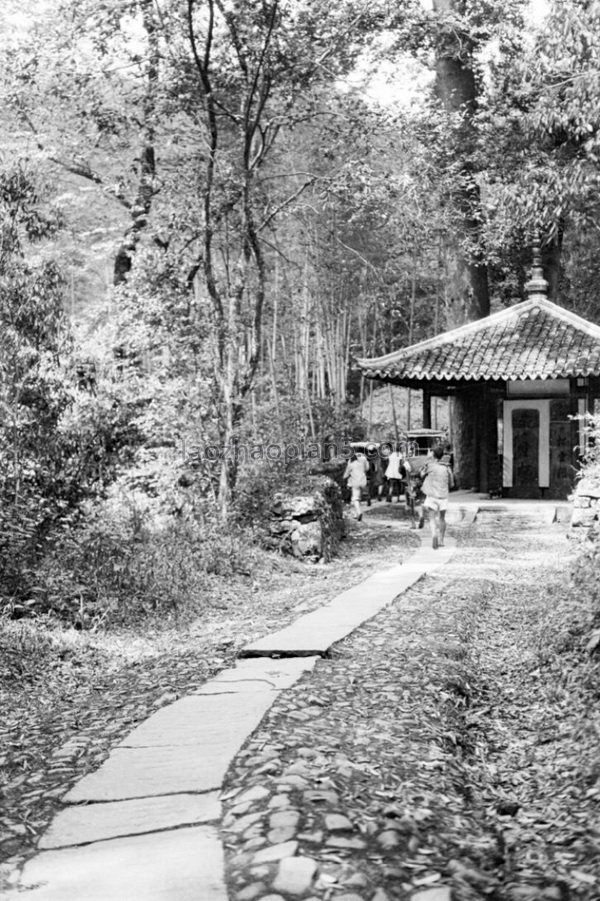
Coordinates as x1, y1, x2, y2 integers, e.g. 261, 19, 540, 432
221, 509, 600, 901
0, 514, 418, 873
2, 506, 599, 901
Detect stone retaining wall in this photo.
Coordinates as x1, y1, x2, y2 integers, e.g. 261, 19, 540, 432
264, 477, 345, 562
570, 475, 600, 533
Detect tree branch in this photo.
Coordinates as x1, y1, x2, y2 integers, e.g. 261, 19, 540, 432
187, 0, 223, 327
17, 106, 132, 210
214, 0, 249, 81
258, 176, 318, 233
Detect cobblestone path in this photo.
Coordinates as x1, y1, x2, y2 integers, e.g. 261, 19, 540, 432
221, 512, 596, 901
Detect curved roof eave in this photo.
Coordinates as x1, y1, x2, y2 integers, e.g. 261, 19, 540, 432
363, 367, 600, 382
358, 297, 600, 384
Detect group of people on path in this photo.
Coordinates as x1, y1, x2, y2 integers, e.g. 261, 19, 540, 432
343, 442, 454, 549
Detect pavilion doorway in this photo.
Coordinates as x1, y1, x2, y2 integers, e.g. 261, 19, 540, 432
503, 399, 550, 498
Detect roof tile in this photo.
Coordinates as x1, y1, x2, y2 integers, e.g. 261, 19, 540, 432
357, 298, 600, 383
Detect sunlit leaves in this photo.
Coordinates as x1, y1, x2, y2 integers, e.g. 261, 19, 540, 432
480, 0, 600, 253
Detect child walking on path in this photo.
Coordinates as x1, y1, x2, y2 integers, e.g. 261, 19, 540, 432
420, 444, 454, 549
344, 451, 369, 521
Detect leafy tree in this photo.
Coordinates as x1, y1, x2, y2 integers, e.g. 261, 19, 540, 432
0, 165, 72, 598
0, 162, 141, 612
478, 0, 600, 308
1, 0, 167, 292
271, 98, 451, 401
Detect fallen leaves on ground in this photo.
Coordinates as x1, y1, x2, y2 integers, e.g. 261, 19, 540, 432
222, 511, 600, 901
0, 517, 415, 875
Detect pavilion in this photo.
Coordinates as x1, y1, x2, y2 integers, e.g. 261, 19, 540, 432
357, 248, 600, 499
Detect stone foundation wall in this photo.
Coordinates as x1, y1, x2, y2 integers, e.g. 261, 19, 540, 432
570, 475, 600, 533
264, 476, 345, 562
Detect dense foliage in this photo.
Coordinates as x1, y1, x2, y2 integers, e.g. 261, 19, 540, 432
567, 416, 600, 654
0, 0, 600, 624
0, 166, 130, 617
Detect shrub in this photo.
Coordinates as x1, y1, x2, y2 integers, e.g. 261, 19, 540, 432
539, 415, 600, 670
16, 465, 258, 628
233, 458, 310, 526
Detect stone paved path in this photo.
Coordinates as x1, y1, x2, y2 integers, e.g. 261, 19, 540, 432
1, 500, 567, 901
220, 507, 574, 901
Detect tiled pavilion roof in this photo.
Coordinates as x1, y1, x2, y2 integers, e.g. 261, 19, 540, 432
357, 297, 600, 384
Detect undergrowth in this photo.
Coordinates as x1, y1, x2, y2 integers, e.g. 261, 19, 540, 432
534, 415, 600, 702
2, 451, 338, 630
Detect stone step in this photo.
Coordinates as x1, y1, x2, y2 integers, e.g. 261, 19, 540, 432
7, 826, 225, 901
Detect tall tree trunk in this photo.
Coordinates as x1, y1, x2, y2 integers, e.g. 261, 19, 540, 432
432, 0, 490, 490
407, 266, 417, 428
541, 224, 564, 302
114, 0, 159, 284
432, 0, 489, 327
266, 336, 281, 429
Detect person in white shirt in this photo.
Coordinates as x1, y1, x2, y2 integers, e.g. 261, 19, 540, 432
385, 445, 408, 503
343, 451, 369, 520
420, 444, 455, 548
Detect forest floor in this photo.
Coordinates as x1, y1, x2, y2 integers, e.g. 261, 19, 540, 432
0, 511, 418, 877
221, 509, 600, 901
2, 505, 600, 901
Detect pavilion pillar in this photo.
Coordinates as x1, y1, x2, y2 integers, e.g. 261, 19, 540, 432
487, 384, 504, 492
422, 390, 432, 428
476, 383, 503, 494
450, 386, 478, 490
477, 385, 489, 493
589, 376, 600, 416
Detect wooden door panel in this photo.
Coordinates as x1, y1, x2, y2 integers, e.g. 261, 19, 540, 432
512, 408, 540, 498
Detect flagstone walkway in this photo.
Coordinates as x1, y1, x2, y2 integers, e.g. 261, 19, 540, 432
1, 500, 568, 901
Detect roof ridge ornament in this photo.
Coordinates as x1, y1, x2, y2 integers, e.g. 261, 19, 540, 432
524, 233, 549, 301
